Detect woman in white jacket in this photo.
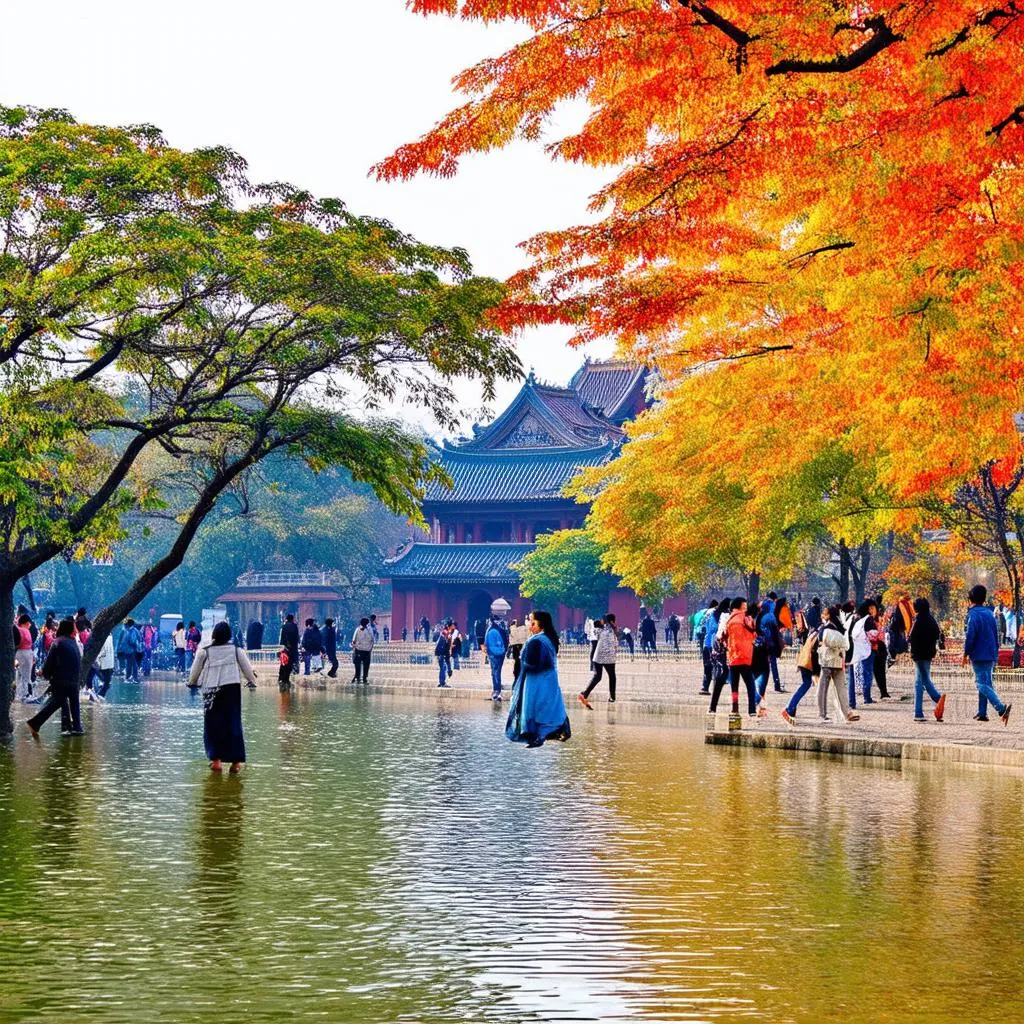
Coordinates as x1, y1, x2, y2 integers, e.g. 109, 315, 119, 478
189, 621, 257, 773
578, 613, 618, 708
818, 606, 859, 722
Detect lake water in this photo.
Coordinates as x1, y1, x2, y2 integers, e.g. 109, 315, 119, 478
1, 684, 1022, 1023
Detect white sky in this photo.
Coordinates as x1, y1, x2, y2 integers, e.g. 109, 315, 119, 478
0, 0, 614, 433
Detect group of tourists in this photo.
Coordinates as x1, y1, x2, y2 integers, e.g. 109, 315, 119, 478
274, 613, 378, 688
688, 585, 1011, 727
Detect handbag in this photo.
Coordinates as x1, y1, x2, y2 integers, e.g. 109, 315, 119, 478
797, 633, 818, 671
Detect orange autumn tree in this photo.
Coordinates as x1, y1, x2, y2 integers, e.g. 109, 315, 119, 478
379, 2, 1024, 591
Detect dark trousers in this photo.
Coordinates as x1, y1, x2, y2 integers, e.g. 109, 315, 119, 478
353, 650, 371, 682
710, 664, 756, 715
583, 663, 617, 700
701, 647, 712, 690
326, 651, 338, 677
27, 682, 81, 733
873, 644, 890, 697
97, 669, 114, 696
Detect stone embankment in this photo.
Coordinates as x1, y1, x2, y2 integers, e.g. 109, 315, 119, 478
237, 642, 1024, 770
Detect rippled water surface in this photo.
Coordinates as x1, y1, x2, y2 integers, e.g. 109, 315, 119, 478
2, 684, 1023, 1023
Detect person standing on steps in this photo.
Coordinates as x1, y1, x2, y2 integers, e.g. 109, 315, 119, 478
964, 584, 1012, 726
279, 614, 299, 686
25, 617, 84, 738
909, 597, 945, 722
485, 616, 507, 702
189, 621, 258, 773
578, 613, 618, 709
817, 605, 859, 723
352, 617, 374, 684
697, 599, 719, 694
708, 597, 758, 718
324, 618, 338, 678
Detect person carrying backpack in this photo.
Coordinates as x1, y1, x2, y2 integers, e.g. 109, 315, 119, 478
485, 617, 508, 701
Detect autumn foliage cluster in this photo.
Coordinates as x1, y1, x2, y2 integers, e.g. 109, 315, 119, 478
381, 2, 1024, 594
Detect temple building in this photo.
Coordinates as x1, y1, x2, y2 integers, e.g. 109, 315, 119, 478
382, 360, 683, 634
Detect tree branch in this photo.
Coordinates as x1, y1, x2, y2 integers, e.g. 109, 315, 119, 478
766, 16, 903, 76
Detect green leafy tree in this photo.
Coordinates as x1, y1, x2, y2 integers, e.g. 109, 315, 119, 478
515, 529, 619, 616
0, 106, 517, 732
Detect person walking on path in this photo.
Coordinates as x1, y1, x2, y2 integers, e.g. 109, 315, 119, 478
301, 618, 323, 675
279, 614, 299, 686
584, 616, 598, 668
964, 584, 1012, 725
434, 627, 452, 687
189, 621, 257, 773
781, 623, 820, 726
173, 621, 187, 676
324, 618, 339, 678
352, 617, 374, 684
709, 597, 758, 717
849, 601, 879, 709
485, 617, 507, 701
13, 614, 34, 703
817, 605, 859, 722
697, 600, 718, 694
578, 613, 618, 708
26, 617, 84, 738
117, 619, 143, 682
185, 621, 202, 672
95, 632, 115, 698
762, 599, 786, 692
639, 612, 658, 658
506, 610, 571, 748
909, 597, 945, 722
668, 613, 680, 651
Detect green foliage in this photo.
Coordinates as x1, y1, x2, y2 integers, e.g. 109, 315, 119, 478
515, 529, 619, 615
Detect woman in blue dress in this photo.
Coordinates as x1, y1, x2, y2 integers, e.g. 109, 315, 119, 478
506, 610, 571, 748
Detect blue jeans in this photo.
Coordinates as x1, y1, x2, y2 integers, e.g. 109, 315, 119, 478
436, 656, 448, 686
769, 653, 781, 689
786, 667, 814, 716
753, 668, 769, 705
972, 660, 1005, 717
852, 654, 874, 706
490, 653, 505, 694
914, 659, 942, 718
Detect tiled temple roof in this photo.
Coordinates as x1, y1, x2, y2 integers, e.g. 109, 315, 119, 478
569, 360, 647, 424
384, 543, 531, 582
423, 445, 613, 504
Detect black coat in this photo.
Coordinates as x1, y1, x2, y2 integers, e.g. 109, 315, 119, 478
909, 612, 941, 661
246, 620, 264, 650
280, 620, 299, 652
324, 625, 337, 657
41, 636, 81, 688
301, 626, 323, 654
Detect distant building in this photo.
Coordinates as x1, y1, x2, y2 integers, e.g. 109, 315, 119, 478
382, 360, 686, 632
216, 570, 348, 629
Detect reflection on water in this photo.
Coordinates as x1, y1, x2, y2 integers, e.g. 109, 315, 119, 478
1, 685, 1023, 1023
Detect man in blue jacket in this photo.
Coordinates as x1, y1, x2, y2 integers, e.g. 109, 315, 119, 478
963, 584, 1011, 725
485, 617, 507, 702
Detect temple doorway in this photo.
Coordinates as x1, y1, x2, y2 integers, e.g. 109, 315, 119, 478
467, 590, 494, 643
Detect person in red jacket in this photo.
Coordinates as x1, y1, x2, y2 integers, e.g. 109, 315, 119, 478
709, 597, 758, 716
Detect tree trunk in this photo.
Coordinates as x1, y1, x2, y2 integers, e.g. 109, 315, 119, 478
746, 571, 761, 605
835, 540, 850, 601
0, 579, 16, 735
852, 540, 872, 604
20, 575, 37, 613
79, 441, 272, 684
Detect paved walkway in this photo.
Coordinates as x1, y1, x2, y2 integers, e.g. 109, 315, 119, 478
253, 643, 1024, 768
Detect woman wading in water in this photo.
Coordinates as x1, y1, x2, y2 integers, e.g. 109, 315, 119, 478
189, 621, 258, 773
506, 611, 571, 748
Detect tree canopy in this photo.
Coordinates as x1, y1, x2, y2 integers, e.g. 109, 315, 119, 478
381, 2, 1024, 599
515, 528, 619, 614
0, 104, 516, 731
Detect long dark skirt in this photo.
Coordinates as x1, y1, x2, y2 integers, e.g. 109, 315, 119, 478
203, 684, 246, 763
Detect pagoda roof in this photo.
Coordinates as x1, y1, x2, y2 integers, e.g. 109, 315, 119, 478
383, 543, 531, 583
569, 360, 648, 424
424, 444, 613, 505
453, 373, 622, 454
